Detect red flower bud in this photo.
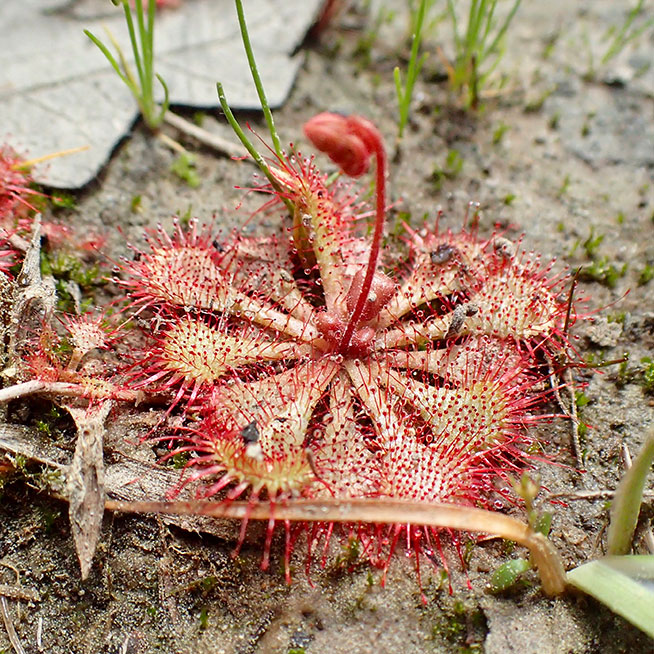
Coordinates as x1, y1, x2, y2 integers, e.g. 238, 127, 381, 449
304, 112, 380, 178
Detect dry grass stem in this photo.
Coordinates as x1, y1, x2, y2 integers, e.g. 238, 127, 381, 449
106, 497, 567, 595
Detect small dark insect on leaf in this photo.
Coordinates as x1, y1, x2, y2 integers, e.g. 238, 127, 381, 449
430, 243, 457, 264
494, 237, 515, 259
133, 251, 142, 261
241, 420, 260, 444
446, 302, 479, 338
212, 239, 225, 253
242, 420, 263, 461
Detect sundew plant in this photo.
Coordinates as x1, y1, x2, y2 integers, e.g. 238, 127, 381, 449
109, 110, 578, 590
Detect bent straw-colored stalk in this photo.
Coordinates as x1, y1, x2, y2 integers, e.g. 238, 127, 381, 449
105, 497, 567, 595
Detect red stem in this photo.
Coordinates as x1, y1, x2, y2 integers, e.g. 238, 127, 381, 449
339, 140, 386, 353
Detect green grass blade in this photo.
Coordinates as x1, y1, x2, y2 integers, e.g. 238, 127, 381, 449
566, 556, 654, 638
607, 429, 654, 555
482, 0, 521, 62
481, 0, 496, 46
155, 73, 170, 124
396, 0, 428, 140
447, 0, 461, 52
464, 0, 482, 59
122, 0, 146, 93
234, 0, 282, 159
217, 83, 294, 215
394, 66, 405, 104
144, 0, 157, 96
83, 29, 132, 90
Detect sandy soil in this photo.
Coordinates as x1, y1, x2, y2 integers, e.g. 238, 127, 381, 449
1, 1, 653, 652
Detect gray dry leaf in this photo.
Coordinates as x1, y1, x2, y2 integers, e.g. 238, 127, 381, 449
0, 0, 323, 188
4, 215, 56, 382
65, 401, 113, 580
0, 420, 240, 541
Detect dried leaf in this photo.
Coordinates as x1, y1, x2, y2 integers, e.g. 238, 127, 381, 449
5, 216, 56, 379
65, 401, 113, 580
0, 420, 238, 541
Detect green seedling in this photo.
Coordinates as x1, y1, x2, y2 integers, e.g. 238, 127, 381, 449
489, 557, 531, 592
490, 473, 555, 592
492, 122, 509, 144
549, 111, 561, 130
85, 0, 170, 130
601, 0, 654, 65
171, 153, 201, 188
583, 226, 604, 258
637, 263, 654, 286
130, 194, 142, 213
444, 0, 521, 109
178, 205, 193, 227
556, 174, 570, 197
616, 355, 630, 387
394, 0, 429, 141
50, 192, 77, 211
524, 86, 554, 113
430, 148, 464, 191
573, 391, 590, 444
640, 357, 654, 394
607, 432, 654, 555
579, 257, 627, 289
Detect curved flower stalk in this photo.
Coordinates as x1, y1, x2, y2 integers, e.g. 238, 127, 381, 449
117, 112, 578, 586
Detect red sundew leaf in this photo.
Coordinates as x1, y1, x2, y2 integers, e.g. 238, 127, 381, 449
0, 145, 42, 226
206, 359, 339, 444
377, 228, 489, 327
270, 156, 367, 313
182, 359, 340, 497
0, 242, 16, 274
465, 254, 567, 341
373, 314, 451, 350
312, 373, 378, 499
220, 234, 316, 322
63, 313, 112, 358
135, 314, 311, 391
118, 221, 320, 343
119, 238, 232, 312
379, 334, 528, 386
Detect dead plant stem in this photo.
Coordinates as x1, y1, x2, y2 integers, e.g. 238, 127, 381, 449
106, 497, 567, 596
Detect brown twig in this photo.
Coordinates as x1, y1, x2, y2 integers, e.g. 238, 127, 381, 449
0, 597, 26, 654
565, 367, 584, 469
0, 564, 31, 654
0, 380, 141, 404
546, 489, 654, 501
163, 111, 247, 159
0, 586, 39, 603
